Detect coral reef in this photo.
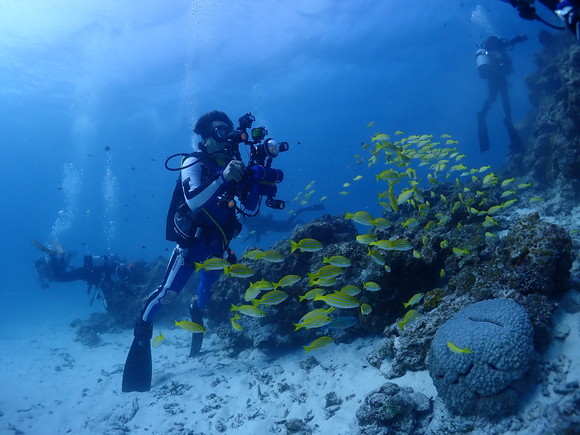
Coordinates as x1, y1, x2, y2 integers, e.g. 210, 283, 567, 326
504, 31, 580, 198
356, 382, 432, 434
427, 299, 534, 417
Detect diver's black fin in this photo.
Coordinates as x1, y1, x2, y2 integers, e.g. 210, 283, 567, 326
122, 320, 152, 392
503, 119, 525, 154
31, 239, 58, 257
189, 304, 204, 357
477, 112, 490, 153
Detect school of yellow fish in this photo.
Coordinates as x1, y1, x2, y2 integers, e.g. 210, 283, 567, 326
163, 129, 543, 354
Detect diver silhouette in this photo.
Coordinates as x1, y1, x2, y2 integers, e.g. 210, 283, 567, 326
476, 34, 527, 153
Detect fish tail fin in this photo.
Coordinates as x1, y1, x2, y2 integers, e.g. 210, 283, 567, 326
174, 320, 179, 327
303, 345, 311, 353
396, 320, 404, 330
293, 323, 303, 331
403, 302, 409, 308
307, 273, 317, 286
229, 304, 238, 312
290, 240, 298, 253
298, 295, 306, 302
194, 263, 202, 272
251, 299, 261, 307
322, 256, 329, 264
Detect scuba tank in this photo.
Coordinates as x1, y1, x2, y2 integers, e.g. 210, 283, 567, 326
475, 48, 490, 79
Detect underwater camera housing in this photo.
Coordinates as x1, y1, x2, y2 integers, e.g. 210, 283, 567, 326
227, 112, 289, 214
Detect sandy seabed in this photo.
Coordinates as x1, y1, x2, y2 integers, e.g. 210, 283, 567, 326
1, 302, 578, 435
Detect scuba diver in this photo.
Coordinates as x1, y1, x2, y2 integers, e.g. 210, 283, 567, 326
476, 34, 528, 154
33, 239, 131, 304
501, 0, 580, 40
122, 110, 287, 393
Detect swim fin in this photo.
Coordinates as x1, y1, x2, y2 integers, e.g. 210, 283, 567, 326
122, 319, 152, 392
503, 119, 524, 154
477, 112, 490, 153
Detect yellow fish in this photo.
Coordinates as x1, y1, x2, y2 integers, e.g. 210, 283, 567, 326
356, 234, 377, 245
229, 304, 266, 318
501, 178, 515, 187
397, 310, 419, 330
174, 320, 206, 333
452, 247, 470, 257
367, 248, 385, 266
345, 211, 375, 226
372, 133, 390, 142
299, 307, 335, 323
360, 303, 372, 315
194, 257, 230, 272
273, 274, 302, 289
152, 332, 165, 347
372, 217, 391, 228
403, 293, 424, 308
341, 285, 361, 296
298, 288, 325, 302
230, 314, 243, 331
447, 341, 472, 354
314, 292, 359, 308
363, 281, 381, 292
224, 263, 255, 278
323, 255, 352, 268
303, 336, 334, 353
243, 249, 265, 260
291, 238, 324, 253
294, 315, 333, 331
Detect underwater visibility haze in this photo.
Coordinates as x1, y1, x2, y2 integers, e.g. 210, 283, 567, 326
1, 1, 579, 433
1, 1, 541, 322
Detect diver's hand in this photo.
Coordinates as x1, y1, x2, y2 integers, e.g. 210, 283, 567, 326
222, 160, 245, 183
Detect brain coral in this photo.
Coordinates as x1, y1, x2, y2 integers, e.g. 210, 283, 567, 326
427, 298, 534, 417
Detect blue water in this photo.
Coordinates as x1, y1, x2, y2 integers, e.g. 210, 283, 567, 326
0, 1, 548, 328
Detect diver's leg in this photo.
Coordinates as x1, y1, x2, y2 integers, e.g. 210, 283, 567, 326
500, 81, 524, 153
477, 80, 499, 152
478, 79, 498, 119
122, 246, 193, 392
499, 79, 513, 124
188, 269, 220, 357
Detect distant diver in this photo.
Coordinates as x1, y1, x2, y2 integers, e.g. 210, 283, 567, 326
243, 203, 326, 243
500, 0, 580, 40
33, 239, 131, 304
475, 34, 527, 154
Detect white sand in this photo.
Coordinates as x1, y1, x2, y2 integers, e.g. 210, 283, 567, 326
1, 300, 578, 434
1, 320, 389, 434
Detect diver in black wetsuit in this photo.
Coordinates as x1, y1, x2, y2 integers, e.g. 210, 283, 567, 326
501, 0, 580, 40
34, 245, 131, 294
476, 34, 527, 153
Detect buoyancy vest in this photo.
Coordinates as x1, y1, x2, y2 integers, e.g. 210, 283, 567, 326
165, 152, 241, 249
